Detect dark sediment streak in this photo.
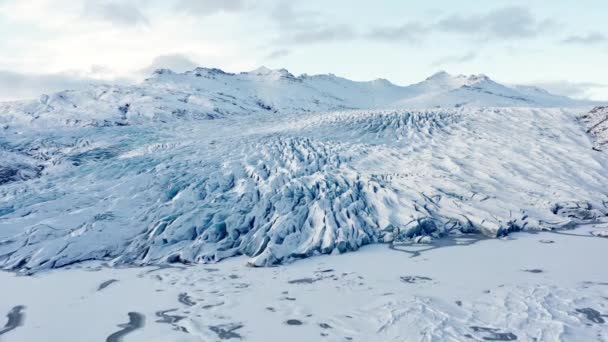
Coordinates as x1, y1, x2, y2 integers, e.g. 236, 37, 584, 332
209, 323, 243, 340
98, 279, 119, 291
389, 234, 488, 258
178, 293, 196, 306
576, 308, 606, 324
155, 309, 185, 324
106, 312, 145, 342
0, 306, 25, 336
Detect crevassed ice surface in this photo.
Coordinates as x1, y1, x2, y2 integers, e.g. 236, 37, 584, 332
1, 103, 607, 272
581, 106, 608, 150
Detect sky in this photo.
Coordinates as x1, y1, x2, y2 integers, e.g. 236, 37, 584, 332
0, 0, 607, 101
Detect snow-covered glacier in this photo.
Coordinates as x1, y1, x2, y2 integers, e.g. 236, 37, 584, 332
0, 68, 607, 272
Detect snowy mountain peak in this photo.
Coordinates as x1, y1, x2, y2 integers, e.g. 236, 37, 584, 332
421, 71, 495, 90
425, 71, 451, 81
463, 74, 493, 86
413, 71, 468, 92
370, 78, 396, 86
0, 66, 598, 134
249, 66, 273, 75
248, 66, 296, 80
189, 67, 234, 76
152, 68, 176, 76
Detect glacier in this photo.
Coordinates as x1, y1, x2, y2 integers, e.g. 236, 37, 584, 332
0, 67, 607, 272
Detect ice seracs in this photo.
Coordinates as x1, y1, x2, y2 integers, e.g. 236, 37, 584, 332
0, 66, 606, 272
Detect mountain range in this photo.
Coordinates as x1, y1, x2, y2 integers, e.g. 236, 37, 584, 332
0, 67, 598, 130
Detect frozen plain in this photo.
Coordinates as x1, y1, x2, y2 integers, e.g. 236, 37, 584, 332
0, 67, 608, 341
0, 226, 606, 341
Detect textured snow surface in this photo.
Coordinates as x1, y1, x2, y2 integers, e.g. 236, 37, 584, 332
0, 227, 606, 341
1, 103, 608, 271
581, 106, 608, 151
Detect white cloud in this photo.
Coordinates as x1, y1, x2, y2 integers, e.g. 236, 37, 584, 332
366, 23, 428, 42
529, 80, 608, 100
83, 0, 149, 27
0, 69, 130, 101
431, 52, 477, 67
436, 6, 555, 39
265, 49, 291, 59
0, 52, 216, 101
139, 54, 199, 75
562, 32, 607, 45
175, 0, 247, 16
0, 0, 254, 76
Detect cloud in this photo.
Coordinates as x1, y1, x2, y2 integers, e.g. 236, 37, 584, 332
562, 32, 607, 45
289, 25, 356, 44
431, 52, 477, 66
436, 6, 553, 39
270, 5, 553, 46
140, 54, 199, 75
271, 2, 321, 31
265, 49, 291, 59
366, 23, 428, 42
175, 0, 246, 16
0, 53, 209, 102
529, 80, 608, 99
363, 7, 551, 44
83, 0, 149, 26
376, 7, 556, 43
270, 2, 422, 45
271, 2, 347, 44
0, 69, 120, 101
